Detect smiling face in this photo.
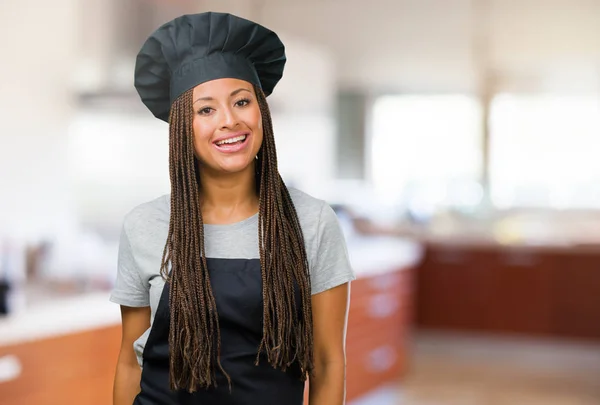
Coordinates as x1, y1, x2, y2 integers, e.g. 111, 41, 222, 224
191, 78, 263, 175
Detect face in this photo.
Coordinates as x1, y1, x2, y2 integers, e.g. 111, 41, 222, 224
191, 78, 263, 175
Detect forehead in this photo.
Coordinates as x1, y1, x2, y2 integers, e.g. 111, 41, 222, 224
192, 78, 255, 99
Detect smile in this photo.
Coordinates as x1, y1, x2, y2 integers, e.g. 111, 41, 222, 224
216, 134, 247, 145
213, 132, 250, 153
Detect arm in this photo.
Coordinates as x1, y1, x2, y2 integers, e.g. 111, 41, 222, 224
113, 305, 150, 405
308, 282, 351, 405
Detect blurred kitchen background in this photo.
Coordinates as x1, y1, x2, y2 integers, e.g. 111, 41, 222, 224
2, 0, 600, 404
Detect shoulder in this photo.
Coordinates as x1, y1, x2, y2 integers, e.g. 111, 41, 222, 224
288, 188, 355, 293
288, 187, 329, 229
111, 196, 169, 306
287, 187, 341, 245
288, 187, 328, 218
122, 194, 170, 242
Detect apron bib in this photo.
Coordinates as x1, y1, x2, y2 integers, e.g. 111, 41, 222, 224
133, 258, 304, 405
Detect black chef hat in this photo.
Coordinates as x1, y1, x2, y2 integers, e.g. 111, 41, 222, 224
134, 12, 286, 122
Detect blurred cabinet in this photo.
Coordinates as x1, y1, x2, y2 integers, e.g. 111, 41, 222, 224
415, 243, 600, 340
0, 326, 121, 405
415, 247, 492, 330
485, 249, 554, 334
551, 251, 600, 338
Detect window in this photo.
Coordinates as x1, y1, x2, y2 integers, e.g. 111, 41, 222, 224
370, 95, 483, 215
490, 94, 600, 209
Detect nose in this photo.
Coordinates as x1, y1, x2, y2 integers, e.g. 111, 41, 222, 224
220, 106, 239, 130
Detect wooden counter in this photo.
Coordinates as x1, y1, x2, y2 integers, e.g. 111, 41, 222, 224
0, 325, 121, 405
345, 266, 413, 400
415, 242, 600, 340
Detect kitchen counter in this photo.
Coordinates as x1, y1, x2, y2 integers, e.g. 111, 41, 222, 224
0, 236, 422, 346
0, 291, 119, 347
0, 235, 422, 405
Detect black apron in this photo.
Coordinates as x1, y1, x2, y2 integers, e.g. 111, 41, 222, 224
133, 258, 305, 405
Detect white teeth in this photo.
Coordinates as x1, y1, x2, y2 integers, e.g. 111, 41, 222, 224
216, 135, 246, 145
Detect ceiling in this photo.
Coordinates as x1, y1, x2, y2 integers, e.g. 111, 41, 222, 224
80, 0, 600, 96
259, 0, 600, 93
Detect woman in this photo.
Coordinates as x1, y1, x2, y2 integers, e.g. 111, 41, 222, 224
110, 12, 355, 405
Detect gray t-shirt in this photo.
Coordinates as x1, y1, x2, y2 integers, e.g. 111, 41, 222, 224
109, 188, 356, 367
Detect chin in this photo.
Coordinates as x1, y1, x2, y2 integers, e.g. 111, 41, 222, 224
216, 157, 255, 174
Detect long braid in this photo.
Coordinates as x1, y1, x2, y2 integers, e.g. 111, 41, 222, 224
159, 85, 314, 393
160, 89, 229, 392
254, 85, 314, 376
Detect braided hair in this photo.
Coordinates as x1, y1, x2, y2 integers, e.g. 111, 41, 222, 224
159, 85, 314, 392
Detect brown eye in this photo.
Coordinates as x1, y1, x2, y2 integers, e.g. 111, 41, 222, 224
198, 107, 213, 115
236, 98, 250, 107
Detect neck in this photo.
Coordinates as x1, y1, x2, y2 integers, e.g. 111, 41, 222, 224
197, 161, 259, 225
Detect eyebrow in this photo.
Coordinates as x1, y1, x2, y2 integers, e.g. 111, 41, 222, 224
193, 88, 252, 104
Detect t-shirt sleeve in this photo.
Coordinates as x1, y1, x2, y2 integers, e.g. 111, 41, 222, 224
109, 220, 150, 307
310, 202, 356, 295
